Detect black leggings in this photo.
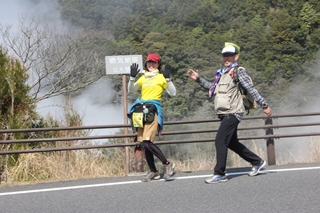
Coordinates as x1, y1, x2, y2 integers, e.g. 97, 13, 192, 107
140, 141, 168, 172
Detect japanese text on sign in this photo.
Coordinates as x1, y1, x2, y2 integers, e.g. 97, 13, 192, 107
105, 55, 143, 75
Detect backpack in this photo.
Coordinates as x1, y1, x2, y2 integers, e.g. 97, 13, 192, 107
232, 67, 257, 115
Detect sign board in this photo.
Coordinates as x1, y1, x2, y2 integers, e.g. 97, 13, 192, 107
105, 55, 143, 75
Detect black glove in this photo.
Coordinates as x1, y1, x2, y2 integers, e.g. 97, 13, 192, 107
162, 65, 171, 78
130, 63, 140, 78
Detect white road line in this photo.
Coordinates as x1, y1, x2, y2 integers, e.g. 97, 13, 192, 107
1, 166, 320, 197
0, 180, 142, 196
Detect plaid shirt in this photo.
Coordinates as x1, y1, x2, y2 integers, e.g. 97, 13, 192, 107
197, 66, 268, 121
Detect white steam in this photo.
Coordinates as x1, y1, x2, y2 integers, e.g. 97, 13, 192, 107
0, 0, 124, 137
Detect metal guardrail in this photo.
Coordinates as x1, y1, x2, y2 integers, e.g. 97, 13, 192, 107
1, 112, 320, 175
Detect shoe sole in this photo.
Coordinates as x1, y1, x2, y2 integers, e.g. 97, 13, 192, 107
141, 177, 160, 182
154, 175, 161, 180
205, 179, 228, 184
249, 160, 266, 176
164, 163, 175, 180
141, 173, 161, 182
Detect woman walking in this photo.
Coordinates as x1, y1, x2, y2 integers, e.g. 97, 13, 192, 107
128, 53, 176, 182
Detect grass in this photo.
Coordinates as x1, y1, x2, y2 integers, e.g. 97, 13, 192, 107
306, 137, 320, 162
1, 147, 126, 185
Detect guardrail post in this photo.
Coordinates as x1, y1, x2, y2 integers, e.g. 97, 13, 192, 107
265, 117, 276, 165
134, 135, 144, 173
122, 74, 130, 176
0, 159, 2, 185
0, 138, 3, 185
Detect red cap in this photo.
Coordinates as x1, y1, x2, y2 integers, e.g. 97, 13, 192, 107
146, 53, 160, 63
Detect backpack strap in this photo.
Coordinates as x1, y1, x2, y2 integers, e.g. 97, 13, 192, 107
233, 66, 250, 115
233, 67, 245, 95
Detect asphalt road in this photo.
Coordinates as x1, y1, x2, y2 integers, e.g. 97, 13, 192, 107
1, 163, 320, 213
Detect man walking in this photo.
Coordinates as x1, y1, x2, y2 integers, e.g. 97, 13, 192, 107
186, 42, 272, 183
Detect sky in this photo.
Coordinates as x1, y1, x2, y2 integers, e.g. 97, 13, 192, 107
0, 0, 124, 136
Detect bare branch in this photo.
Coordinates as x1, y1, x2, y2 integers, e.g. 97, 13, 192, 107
0, 15, 103, 102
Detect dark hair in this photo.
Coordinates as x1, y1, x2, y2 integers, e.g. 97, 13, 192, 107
144, 61, 162, 71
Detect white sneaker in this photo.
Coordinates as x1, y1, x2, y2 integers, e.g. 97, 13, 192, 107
248, 160, 266, 176
205, 175, 228, 184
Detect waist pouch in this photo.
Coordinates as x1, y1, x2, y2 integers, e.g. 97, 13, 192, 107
132, 103, 157, 127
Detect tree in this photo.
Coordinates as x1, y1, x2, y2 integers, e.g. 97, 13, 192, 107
0, 15, 103, 101
299, 2, 319, 34
0, 46, 34, 122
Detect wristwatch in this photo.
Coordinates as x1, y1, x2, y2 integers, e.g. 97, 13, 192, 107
262, 103, 268, 109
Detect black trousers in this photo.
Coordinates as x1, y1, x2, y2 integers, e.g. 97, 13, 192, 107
140, 141, 168, 173
214, 114, 262, 176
